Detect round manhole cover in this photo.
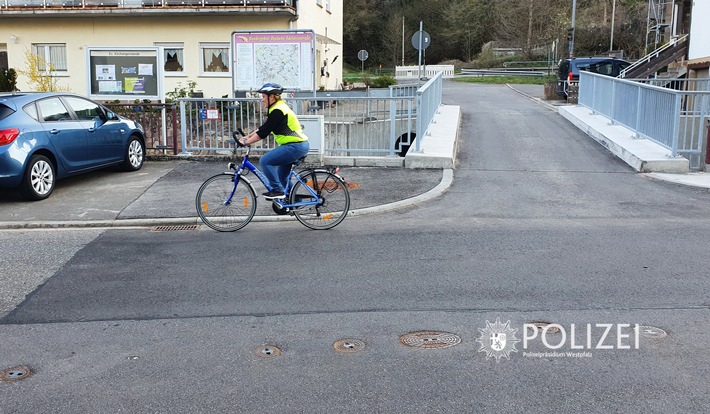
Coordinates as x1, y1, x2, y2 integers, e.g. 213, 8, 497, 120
636, 325, 667, 339
333, 339, 366, 353
254, 345, 281, 358
399, 331, 461, 349
1, 366, 31, 382
526, 321, 561, 334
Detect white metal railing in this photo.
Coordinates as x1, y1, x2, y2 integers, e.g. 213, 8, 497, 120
396, 65, 454, 79
179, 96, 418, 158
619, 34, 688, 78
579, 71, 710, 170
178, 76, 443, 159
414, 72, 443, 152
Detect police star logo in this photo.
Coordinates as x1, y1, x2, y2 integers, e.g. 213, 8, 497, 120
476, 318, 520, 362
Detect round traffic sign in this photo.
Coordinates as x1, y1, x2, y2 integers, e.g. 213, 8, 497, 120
357, 50, 369, 61
411, 31, 431, 50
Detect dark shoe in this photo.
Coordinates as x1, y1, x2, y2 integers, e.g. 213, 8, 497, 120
262, 190, 285, 200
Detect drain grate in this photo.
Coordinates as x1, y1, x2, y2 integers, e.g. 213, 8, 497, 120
333, 339, 366, 353
526, 321, 561, 334
254, 345, 281, 359
151, 225, 199, 232
1, 366, 31, 382
399, 331, 461, 349
636, 325, 667, 339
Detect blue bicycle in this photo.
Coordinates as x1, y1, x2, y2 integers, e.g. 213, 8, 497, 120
196, 129, 350, 231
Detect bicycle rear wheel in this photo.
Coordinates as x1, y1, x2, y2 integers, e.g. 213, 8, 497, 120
196, 173, 256, 232
290, 170, 350, 230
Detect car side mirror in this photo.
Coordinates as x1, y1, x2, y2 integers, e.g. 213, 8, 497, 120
105, 111, 119, 121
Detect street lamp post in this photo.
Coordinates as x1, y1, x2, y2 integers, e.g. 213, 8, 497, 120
610, 0, 616, 52
568, 0, 577, 58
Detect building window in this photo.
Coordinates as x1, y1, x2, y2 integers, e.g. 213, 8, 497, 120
31, 44, 67, 75
325, 0, 330, 11
200, 43, 229, 76
156, 43, 185, 76
316, 0, 322, 6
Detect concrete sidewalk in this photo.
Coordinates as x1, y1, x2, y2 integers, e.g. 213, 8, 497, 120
0, 162, 453, 229
2, 83, 710, 230
510, 83, 710, 191
0, 100, 461, 230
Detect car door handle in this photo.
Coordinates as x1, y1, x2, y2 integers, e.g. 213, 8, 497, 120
88, 128, 96, 133
50, 129, 60, 134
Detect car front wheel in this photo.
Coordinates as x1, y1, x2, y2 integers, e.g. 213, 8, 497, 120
19, 155, 56, 201
122, 136, 145, 171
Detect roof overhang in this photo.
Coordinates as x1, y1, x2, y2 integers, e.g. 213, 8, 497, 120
688, 56, 710, 69
316, 34, 341, 46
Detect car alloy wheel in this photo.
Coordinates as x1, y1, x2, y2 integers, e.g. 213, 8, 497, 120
128, 139, 144, 168
122, 137, 145, 171
31, 159, 54, 195
19, 155, 56, 201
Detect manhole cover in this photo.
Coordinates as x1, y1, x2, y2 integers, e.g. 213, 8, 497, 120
636, 325, 667, 339
254, 345, 281, 358
399, 331, 461, 349
526, 321, 561, 334
151, 225, 199, 232
1, 366, 31, 382
333, 338, 366, 353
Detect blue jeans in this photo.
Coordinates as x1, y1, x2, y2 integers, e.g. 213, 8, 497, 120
259, 141, 310, 193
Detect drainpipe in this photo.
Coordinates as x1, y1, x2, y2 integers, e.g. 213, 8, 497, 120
290, 0, 299, 28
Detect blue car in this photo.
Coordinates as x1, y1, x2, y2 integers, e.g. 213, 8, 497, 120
0, 92, 145, 200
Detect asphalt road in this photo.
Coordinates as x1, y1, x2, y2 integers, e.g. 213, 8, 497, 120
2, 81, 709, 413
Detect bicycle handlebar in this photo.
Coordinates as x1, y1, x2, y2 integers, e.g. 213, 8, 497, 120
232, 129, 248, 148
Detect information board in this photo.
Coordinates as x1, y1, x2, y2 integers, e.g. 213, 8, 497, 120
87, 47, 161, 100
232, 30, 315, 93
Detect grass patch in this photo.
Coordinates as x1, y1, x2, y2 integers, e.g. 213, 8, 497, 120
454, 75, 556, 85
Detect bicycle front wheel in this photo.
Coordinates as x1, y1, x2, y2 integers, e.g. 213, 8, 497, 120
196, 173, 257, 232
290, 170, 350, 230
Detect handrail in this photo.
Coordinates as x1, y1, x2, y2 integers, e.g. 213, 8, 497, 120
619, 34, 688, 78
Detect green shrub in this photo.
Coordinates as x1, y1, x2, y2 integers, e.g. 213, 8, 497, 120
369, 75, 397, 88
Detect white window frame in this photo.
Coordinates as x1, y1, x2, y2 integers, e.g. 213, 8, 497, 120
156, 42, 186, 77
31, 43, 68, 77
316, 0, 322, 6
199, 43, 230, 77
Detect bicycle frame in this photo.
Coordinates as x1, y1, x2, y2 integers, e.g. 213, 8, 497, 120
226, 147, 321, 210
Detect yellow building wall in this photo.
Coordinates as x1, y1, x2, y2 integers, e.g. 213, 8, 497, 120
2, 4, 343, 98
295, 0, 344, 90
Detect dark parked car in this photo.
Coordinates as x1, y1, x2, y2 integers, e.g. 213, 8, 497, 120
556, 57, 631, 98
0, 92, 145, 200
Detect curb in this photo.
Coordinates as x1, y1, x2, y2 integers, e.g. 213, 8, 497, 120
0, 169, 454, 230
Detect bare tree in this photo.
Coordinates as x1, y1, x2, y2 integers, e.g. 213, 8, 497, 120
381, 15, 404, 68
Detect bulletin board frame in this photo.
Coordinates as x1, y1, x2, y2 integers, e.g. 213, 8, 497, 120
86, 46, 163, 101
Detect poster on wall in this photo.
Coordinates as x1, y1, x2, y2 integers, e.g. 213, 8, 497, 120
232, 30, 315, 93
87, 47, 161, 100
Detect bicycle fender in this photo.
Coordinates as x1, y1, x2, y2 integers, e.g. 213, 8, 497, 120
236, 174, 256, 191
299, 168, 346, 181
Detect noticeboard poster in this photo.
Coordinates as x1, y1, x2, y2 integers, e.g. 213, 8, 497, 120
232, 30, 315, 93
87, 48, 161, 100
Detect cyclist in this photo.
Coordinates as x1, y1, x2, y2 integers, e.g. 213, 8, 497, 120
237, 83, 310, 200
